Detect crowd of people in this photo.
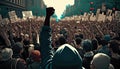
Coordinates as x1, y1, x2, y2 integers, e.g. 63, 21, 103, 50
0, 7, 120, 69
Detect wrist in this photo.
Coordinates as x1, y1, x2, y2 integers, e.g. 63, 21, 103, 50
46, 15, 51, 18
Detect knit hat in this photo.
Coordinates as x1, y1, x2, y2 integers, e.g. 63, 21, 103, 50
91, 53, 110, 69
52, 44, 82, 69
1, 48, 13, 61
31, 50, 41, 62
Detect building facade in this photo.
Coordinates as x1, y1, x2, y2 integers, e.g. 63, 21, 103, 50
64, 0, 120, 16
0, 0, 26, 18
0, 0, 47, 18
26, 0, 46, 16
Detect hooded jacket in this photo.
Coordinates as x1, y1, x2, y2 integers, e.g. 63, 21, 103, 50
40, 26, 83, 69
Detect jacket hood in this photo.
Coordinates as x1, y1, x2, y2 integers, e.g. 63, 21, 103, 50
52, 44, 82, 68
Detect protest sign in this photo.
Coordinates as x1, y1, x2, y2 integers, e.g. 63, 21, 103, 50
90, 14, 96, 21
8, 11, 16, 17
106, 9, 112, 16
22, 11, 33, 19
8, 11, 18, 23
82, 12, 88, 21
96, 9, 101, 14
106, 15, 112, 22
96, 9, 101, 20
97, 12, 106, 22
115, 11, 120, 21
0, 18, 10, 27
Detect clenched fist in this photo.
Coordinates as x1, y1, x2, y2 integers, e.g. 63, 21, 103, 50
46, 7, 55, 17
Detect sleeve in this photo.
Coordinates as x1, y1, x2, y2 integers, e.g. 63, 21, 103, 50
40, 26, 54, 69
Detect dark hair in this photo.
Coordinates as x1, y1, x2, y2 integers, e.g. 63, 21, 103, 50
75, 34, 83, 39
23, 39, 30, 45
82, 39, 93, 52
109, 40, 119, 53
0, 35, 6, 46
95, 35, 102, 45
75, 37, 82, 45
92, 39, 98, 50
79, 34, 83, 39
13, 37, 22, 43
101, 39, 108, 46
58, 36, 66, 45
12, 42, 23, 54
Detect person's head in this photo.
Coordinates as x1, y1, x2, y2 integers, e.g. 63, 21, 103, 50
104, 35, 111, 42
92, 39, 98, 50
28, 44, 34, 56
30, 50, 41, 62
79, 34, 84, 39
52, 44, 82, 69
23, 39, 30, 46
109, 40, 119, 54
12, 42, 23, 54
58, 36, 66, 45
14, 37, 22, 43
91, 53, 110, 69
95, 35, 102, 45
101, 39, 108, 46
0, 35, 6, 49
81, 39, 93, 52
1, 48, 13, 61
75, 37, 82, 45
74, 33, 83, 39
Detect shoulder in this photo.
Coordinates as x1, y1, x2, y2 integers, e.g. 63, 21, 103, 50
17, 58, 26, 64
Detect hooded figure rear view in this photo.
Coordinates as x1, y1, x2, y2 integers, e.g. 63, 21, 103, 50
40, 7, 83, 69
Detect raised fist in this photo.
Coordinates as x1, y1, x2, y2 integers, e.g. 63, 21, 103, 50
46, 7, 55, 17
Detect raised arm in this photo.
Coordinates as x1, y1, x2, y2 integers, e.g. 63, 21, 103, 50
40, 7, 55, 68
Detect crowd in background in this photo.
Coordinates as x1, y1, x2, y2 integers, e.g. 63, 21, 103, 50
0, 7, 120, 69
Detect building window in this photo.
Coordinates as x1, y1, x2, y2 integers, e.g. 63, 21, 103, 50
12, 0, 15, 3
22, 0, 25, 7
20, 0, 23, 6
18, 0, 20, 5
16, 0, 18, 4
10, 0, 12, 2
